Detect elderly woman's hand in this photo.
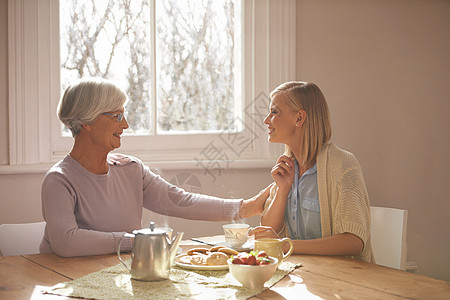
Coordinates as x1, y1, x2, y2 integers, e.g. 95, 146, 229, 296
239, 183, 274, 218
248, 226, 281, 240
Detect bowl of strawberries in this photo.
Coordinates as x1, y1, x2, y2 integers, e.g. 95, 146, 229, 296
227, 250, 279, 289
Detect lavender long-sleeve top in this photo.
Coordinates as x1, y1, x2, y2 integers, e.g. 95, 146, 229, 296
40, 153, 242, 257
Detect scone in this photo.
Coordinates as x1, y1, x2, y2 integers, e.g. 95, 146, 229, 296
191, 254, 208, 265
209, 246, 223, 252
206, 252, 229, 266
217, 247, 239, 256
187, 247, 210, 256
179, 255, 193, 265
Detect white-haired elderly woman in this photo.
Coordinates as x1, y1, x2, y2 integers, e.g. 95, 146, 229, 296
40, 77, 271, 257
249, 81, 374, 263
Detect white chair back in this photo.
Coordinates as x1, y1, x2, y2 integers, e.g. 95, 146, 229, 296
0, 222, 46, 256
370, 206, 408, 270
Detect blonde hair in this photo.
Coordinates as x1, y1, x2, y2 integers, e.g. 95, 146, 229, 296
58, 78, 127, 137
270, 81, 332, 166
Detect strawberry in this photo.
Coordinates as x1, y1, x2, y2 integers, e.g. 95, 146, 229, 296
246, 255, 257, 265
232, 257, 246, 264
256, 251, 269, 258
257, 256, 271, 265
238, 253, 249, 262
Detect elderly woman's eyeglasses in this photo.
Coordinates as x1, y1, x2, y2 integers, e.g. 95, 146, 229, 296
101, 111, 126, 122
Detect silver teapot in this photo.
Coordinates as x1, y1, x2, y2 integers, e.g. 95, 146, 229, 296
117, 222, 184, 281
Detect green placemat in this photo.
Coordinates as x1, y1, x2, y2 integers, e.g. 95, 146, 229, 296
45, 260, 301, 299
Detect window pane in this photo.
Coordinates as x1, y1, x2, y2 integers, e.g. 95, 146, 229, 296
60, 0, 152, 134
60, 0, 241, 136
156, 0, 241, 133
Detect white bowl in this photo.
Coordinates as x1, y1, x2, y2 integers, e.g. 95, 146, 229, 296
228, 257, 278, 289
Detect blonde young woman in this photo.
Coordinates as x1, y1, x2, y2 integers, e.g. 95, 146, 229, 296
249, 81, 374, 262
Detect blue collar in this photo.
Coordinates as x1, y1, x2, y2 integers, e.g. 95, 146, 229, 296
295, 160, 317, 180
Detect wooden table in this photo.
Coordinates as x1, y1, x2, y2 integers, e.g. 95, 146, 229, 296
1, 240, 449, 300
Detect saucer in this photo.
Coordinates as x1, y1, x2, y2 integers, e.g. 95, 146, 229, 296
215, 240, 254, 252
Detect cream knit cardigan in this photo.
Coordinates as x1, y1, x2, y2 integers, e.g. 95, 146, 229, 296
264, 142, 374, 263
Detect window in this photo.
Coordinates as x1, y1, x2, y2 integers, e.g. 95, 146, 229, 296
60, 0, 242, 135
7, 0, 295, 170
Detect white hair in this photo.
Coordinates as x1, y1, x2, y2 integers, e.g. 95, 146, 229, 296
57, 78, 127, 136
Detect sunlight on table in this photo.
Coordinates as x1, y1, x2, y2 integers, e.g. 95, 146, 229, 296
269, 274, 323, 300
31, 285, 68, 299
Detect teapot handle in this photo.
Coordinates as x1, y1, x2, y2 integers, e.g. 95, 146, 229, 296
117, 233, 134, 272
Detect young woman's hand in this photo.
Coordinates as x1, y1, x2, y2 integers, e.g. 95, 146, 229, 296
271, 155, 295, 192
249, 226, 281, 239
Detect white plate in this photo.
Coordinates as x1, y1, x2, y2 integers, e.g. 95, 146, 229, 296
174, 254, 229, 271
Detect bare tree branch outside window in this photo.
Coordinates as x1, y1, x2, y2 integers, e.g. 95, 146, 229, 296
60, 0, 240, 135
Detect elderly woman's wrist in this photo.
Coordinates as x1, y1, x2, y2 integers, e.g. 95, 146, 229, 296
239, 199, 251, 219
239, 198, 261, 219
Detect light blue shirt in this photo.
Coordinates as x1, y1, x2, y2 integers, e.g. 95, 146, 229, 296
285, 160, 321, 240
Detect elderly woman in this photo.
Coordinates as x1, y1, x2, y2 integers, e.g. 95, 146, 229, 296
40, 78, 270, 257
250, 81, 374, 262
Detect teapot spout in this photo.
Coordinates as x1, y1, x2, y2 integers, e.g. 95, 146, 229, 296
169, 232, 184, 265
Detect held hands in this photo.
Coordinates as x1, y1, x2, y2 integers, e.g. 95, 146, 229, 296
239, 183, 274, 219
258, 155, 294, 233
271, 155, 295, 192
239, 155, 294, 219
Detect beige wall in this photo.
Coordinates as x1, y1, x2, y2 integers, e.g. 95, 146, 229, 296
1, 0, 449, 282
0, 0, 8, 163
296, 0, 450, 281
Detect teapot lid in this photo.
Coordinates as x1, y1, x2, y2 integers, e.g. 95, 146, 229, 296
133, 221, 167, 235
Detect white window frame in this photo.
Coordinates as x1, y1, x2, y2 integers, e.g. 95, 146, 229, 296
6, 0, 295, 172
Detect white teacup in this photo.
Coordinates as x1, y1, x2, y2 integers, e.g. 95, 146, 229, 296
223, 223, 250, 248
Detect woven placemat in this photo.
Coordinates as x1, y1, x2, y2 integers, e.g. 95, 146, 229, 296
45, 260, 301, 299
